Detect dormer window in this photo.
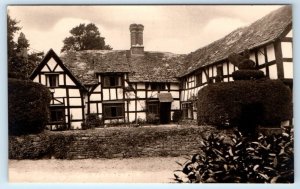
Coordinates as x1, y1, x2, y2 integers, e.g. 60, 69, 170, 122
46, 74, 59, 87
150, 83, 165, 90
103, 75, 122, 88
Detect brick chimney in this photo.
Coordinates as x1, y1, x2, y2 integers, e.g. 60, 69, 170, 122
130, 24, 144, 54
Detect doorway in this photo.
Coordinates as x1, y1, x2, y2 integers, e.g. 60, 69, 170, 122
160, 102, 171, 124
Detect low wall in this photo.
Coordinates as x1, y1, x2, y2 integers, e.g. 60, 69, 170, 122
9, 126, 227, 159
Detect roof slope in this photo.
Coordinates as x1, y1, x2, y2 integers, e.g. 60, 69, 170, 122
128, 52, 186, 83
60, 50, 185, 85
60, 50, 131, 85
179, 5, 292, 77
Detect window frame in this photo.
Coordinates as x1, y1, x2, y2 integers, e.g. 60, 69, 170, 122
46, 74, 59, 88
102, 75, 123, 88
49, 106, 65, 124
103, 103, 125, 119
150, 83, 166, 91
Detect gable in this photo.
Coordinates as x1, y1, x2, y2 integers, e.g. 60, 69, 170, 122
30, 49, 87, 91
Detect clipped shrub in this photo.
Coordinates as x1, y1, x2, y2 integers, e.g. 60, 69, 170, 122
232, 70, 265, 80
174, 127, 294, 183
9, 133, 51, 159
197, 79, 292, 129
82, 113, 103, 130
172, 110, 183, 123
8, 78, 51, 136
146, 113, 160, 124
49, 134, 75, 159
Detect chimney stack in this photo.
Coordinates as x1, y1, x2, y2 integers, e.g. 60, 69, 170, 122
129, 24, 144, 54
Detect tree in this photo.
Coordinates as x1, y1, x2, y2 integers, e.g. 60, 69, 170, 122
7, 14, 44, 79
7, 14, 20, 68
61, 23, 112, 52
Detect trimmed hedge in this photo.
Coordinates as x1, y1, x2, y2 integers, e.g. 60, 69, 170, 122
197, 79, 292, 129
8, 78, 51, 136
232, 70, 265, 80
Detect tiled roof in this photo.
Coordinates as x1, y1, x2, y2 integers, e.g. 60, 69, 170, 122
60, 50, 131, 85
179, 5, 292, 77
128, 51, 185, 83
60, 50, 185, 85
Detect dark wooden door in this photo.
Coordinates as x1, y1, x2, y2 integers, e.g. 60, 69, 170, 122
160, 102, 171, 124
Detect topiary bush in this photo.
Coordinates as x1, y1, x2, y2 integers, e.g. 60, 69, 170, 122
8, 78, 51, 136
172, 110, 183, 123
82, 113, 103, 129
174, 126, 294, 183
197, 79, 292, 130
146, 113, 160, 124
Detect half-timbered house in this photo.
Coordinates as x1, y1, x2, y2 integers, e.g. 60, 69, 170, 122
178, 5, 293, 120
30, 5, 293, 129
30, 24, 185, 129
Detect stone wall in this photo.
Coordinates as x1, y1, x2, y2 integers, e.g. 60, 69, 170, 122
9, 126, 227, 159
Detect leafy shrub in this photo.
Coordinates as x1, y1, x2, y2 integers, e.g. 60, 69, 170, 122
82, 113, 103, 129
146, 113, 160, 124
174, 127, 294, 183
131, 117, 146, 126
9, 133, 51, 159
8, 78, 51, 136
49, 134, 75, 159
197, 79, 292, 129
172, 110, 183, 123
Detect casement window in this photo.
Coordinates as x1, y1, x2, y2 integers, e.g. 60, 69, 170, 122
216, 66, 224, 82
147, 102, 159, 115
46, 74, 59, 87
196, 72, 202, 86
182, 103, 193, 119
103, 103, 124, 119
150, 83, 166, 90
103, 75, 122, 87
49, 107, 65, 123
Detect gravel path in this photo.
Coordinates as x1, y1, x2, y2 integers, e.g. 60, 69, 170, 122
9, 157, 186, 183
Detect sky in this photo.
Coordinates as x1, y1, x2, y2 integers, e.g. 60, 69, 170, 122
8, 5, 283, 54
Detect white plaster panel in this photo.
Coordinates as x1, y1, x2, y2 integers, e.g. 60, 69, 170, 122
128, 100, 136, 111
136, 100, 146, 111
55, 64, 63, 72
286, 30, 293, 37
102, 89, 109, 100
69, 98, 82, 106
137, 91, 145, 98
267, 45, 276, 61
249, 53, 256, 63
110, 89, 117, 100
41, 65, 50, 72
281, 42, 293, 58
258, 50, 266, 65
71, 122, 82, 129
269, 64, 278, 79
66, 75, 75, 86
128, 113, 136, 122
171, 100, 180, 110
59, 74, 64, 85
117, 88, 123, 99
90, 103, 97, 113
228, 64, 234, 75
69, 89, 80, 97
41, 74, 46, 85
283, 62, 293, 79
70, 108, 83, 120
136, 112, 146, 120
47, 58, 57, 71
98, 103, 102, 114
90, 93, 101, 101
54, 88, 66, 97
33, 76, 39, 83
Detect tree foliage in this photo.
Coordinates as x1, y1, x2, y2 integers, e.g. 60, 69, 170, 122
61, 23, 112, 52
7, 14, 44, 79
